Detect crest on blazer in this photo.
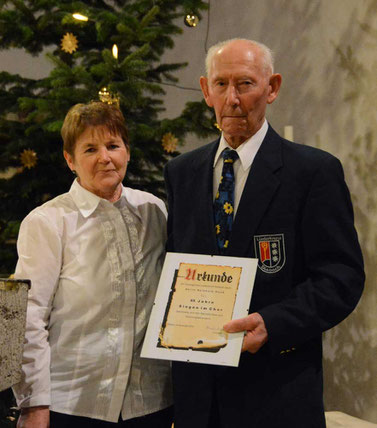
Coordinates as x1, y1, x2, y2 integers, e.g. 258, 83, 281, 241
254, 234, 286, 273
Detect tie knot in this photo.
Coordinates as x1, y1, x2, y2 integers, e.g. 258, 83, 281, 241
222, 148, 238, 163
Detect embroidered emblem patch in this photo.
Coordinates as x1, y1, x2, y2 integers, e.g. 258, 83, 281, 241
254, 234, 286, 274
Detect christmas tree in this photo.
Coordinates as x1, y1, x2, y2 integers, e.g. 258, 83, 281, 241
0, 0, 217, 278
0, 0, 217, 424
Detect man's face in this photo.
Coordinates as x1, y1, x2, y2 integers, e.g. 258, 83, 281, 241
200, 41, 281, 148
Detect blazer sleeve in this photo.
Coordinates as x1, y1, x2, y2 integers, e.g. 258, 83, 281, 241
258, 155, 364, 355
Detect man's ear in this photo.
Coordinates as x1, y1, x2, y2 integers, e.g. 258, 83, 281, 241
267, 73, 282, 104
199, 76, 213, 107
63, 150, 75, 171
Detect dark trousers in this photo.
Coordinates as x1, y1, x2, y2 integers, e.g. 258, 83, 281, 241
50, 406, 173, 428
207, 389, 221, 428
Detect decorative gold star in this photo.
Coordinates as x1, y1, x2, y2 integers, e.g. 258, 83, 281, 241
61, 32, 78, 54
162, 132, 178, 153
20, 149, 37, 170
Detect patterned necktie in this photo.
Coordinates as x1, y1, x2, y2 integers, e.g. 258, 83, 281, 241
214, 148, 239, 254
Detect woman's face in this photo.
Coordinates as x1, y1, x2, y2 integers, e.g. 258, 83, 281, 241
64, 125, 129, 202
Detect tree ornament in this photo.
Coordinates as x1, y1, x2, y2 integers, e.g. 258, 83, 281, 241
20, 149, 37, 170
61, 32, 78, 54
161, 132, 178, 153
184, 14, 199, 27
98, 87, 120, 106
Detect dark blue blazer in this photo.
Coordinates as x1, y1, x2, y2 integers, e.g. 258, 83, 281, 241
164, 125, 364, 428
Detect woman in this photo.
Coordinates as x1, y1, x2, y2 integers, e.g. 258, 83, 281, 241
13, 102, 173, 427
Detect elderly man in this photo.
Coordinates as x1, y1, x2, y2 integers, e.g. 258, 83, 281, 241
164, 39, 364, 428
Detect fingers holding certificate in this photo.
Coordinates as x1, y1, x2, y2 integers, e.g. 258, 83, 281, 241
141, 253, 258, 367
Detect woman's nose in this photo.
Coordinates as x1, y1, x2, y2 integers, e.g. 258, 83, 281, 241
98, 147, 111, 162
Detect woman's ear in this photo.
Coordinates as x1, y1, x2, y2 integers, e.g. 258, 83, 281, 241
63, 151, 75, 172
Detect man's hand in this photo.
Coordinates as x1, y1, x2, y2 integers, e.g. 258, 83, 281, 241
17, 406, 49, 428
223, 312, 268, 354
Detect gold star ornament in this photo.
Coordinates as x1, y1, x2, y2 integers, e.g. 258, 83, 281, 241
61, 32, 78, 54
161, 132, 178, 153
20, 149, 38, 170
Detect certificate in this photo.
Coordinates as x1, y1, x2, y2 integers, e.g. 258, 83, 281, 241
141, 253, 258, 367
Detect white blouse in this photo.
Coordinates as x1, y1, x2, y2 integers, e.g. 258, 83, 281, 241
13, 179, 172, 423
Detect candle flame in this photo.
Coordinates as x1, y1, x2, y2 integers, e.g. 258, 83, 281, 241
72, 13, 88, 21
112, 44, 118, 59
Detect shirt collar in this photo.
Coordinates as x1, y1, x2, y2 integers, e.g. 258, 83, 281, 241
116, 187, 143, 221
69, 179, 128, 218
213, 119, 268, 171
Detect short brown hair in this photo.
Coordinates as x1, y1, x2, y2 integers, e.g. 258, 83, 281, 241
61, 101, 129, 155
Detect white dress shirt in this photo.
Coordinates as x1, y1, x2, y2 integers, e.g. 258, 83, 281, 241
213, 119, 268, 216
13, 179, 172, 423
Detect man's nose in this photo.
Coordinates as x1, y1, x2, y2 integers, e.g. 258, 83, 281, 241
225, 85, 240, 106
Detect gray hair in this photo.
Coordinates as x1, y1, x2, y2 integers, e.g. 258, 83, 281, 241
205, 38, 274, 77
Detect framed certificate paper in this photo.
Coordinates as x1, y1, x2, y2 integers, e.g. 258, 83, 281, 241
141, 252, 258, 367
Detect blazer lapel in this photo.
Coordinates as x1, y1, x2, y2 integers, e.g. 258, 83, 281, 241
228, 126, 283, 256
190, 139, 220, 255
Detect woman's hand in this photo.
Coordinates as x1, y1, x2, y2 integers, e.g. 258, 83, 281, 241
17, 406, 49, 428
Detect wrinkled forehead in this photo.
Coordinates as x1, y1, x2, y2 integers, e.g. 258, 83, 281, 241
209, 43, 266, 79
209, 48, 266, 81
